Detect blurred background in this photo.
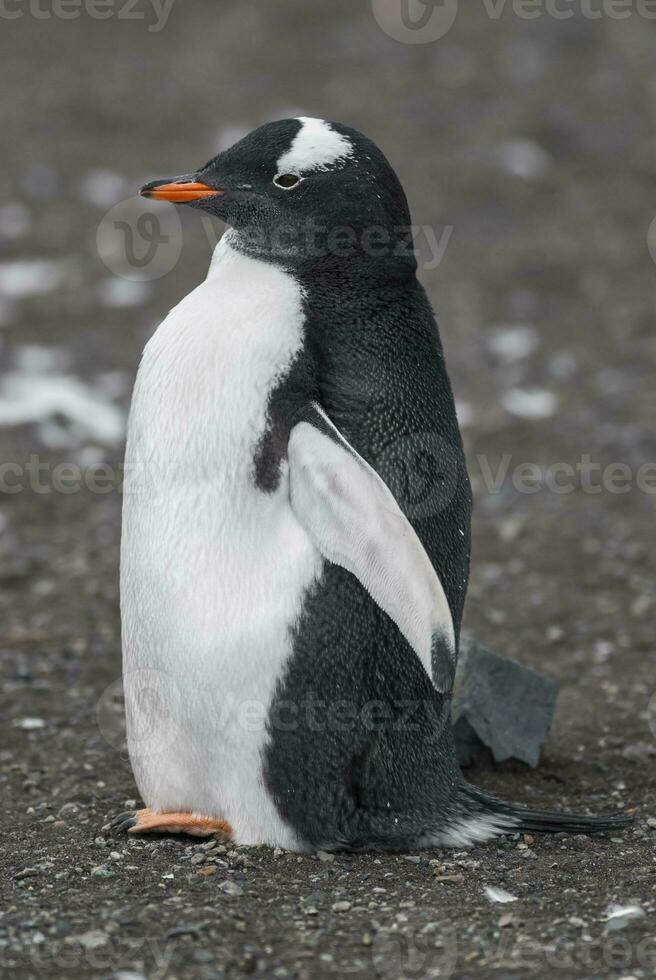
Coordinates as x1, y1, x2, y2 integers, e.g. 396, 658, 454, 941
1, 1, 655, 976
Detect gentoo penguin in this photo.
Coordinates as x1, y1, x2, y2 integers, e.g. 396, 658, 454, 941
114, 118, 629, 849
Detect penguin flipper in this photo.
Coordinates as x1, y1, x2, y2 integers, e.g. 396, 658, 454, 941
287, 402, 456, 692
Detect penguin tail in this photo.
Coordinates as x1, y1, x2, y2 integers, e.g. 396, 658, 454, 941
435, 783, 632, 846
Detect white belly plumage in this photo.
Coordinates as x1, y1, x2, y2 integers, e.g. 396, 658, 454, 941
120, 234, 322, 849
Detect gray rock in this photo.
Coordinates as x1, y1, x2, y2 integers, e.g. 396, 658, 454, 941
218, 879, 244, 897
452, 634, 559, 768
13, 867, 38, 881
77, 929, 109, 950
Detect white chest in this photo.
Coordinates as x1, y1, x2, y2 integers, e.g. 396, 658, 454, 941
120, 238, 322, 847
126, 237, 304, 485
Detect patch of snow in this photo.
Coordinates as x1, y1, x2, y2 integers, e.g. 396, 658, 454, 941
0, 259, 67, 299
15, 345, 71, 373
602, 902, 645, 933
97, 278, 150, 308
0, 352, 125, 446
488, 325, 539, 362
496, 139, 550, 179
501, 388, 558, 420
38, 420, 76, 450
75, 445, 108, 468
484, 886, 518, 904
15, 717, 45, 730
79, 169, 128, 208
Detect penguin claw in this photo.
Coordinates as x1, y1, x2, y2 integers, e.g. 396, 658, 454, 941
114, 816, 138, 833
110, 810, 138, 828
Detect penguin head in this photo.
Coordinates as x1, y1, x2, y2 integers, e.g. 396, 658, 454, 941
141, 118, 414, 267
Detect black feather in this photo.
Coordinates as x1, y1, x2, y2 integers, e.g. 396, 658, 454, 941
460, 784, 632, 836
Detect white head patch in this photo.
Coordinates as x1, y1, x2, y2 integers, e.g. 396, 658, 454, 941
276, 117, 354, 175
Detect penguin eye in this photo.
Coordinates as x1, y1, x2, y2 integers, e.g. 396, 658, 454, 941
274, 173, 301, 190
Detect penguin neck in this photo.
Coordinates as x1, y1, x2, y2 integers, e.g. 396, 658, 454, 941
214, 225, 418, 283
300, 248, 418, 292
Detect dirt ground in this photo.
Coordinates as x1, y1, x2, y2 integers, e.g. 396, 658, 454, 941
1, 2, 655, 978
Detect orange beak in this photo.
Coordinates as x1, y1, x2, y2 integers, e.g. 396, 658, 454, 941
140, 179, 225, 203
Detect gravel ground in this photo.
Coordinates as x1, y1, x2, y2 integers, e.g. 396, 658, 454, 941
1, 3, 655, 978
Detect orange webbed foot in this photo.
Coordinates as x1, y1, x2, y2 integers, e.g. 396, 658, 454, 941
111, 807, 232, 839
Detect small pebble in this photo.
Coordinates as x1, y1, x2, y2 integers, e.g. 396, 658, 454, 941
219, 879, 244, 896
91, 865, 113, 878
77, 929, 109, 950
57, 802, 80, 817
14, 867, 38, 881
197, 866, 217, 877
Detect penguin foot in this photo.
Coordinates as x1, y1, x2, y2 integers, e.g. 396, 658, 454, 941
111, 807, 232, 839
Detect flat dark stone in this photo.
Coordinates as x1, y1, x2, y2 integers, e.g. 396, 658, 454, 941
452, 633, 559, 768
